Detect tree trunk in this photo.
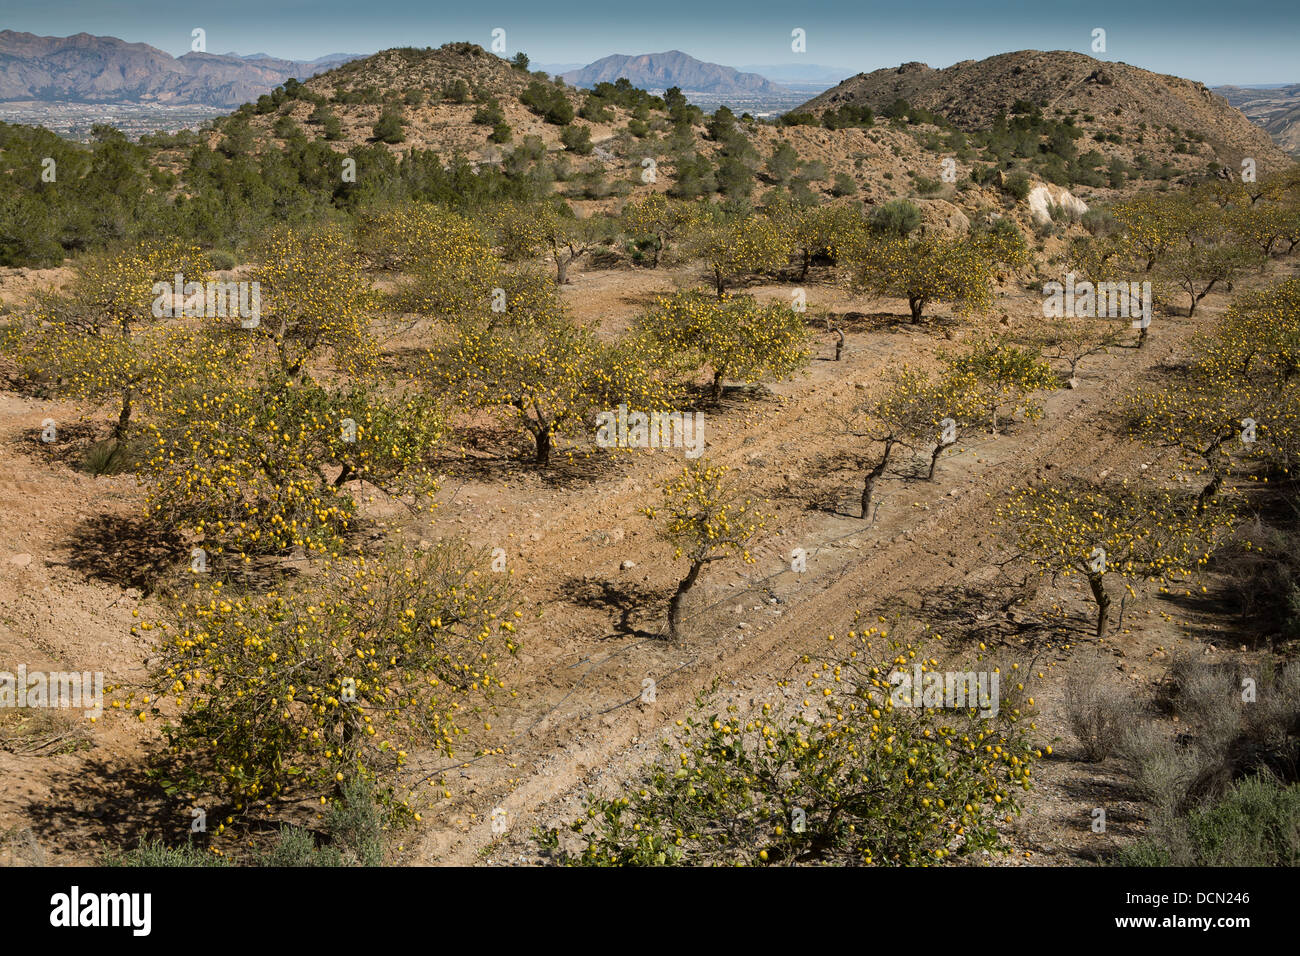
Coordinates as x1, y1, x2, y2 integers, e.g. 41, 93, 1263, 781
1189, 281, 1215, 317
927, 441, 945, 480
667, 560, 704, 642
714, 266, 725, 298
534, 427, 552, 467
113, 387, 132, 440
711, 370, 724, 404
799, 251, 811, 281
555, 256, 569, 285
1088, 572, 1111, 639
1197, 474, 1223, 514
834, 328, 845, 361
860, 441, 893, 518
909, 297, 924, 322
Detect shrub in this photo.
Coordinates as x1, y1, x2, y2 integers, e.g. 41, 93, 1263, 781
831, 172, 858, 197
372, 109, 405, 144
135, 542, 516, 811
521, 81, 573, 125
1114, 774, 1300, 867
1003, 170, 1033, 200
869, 199, 922, 237
539, 627, 1041, 865
560, 124, 593, 155
1064, 659, 1139, 760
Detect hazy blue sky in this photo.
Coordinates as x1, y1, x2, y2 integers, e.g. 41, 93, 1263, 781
4, 0, 1297, 85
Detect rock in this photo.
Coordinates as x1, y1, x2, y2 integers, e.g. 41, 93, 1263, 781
1026, 183, 1088, 225
1066, 377, 1080, 389
10, 553, 32, 567
620, 560, 636, 571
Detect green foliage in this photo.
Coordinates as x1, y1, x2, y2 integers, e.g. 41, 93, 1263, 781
521, 81, 574, 125
540, 628, 1040, 865
138, 541, 515, 808
372, 108, 406, 144
560, 123, 594, 154
637, 289, 809, 402
870, 199, 922, 237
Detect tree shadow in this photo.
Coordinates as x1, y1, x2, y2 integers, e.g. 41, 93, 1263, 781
821, 309, 914, 335
17, 752, 189, 862
10, 420, 102, 468
432, 437, 621, 489
58, 512, 316, 595
559, 575, 666, 640
60, 513, 185, 594
863, 578, 1065, 646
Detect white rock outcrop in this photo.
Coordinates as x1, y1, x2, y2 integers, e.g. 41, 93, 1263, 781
1027, 183, 1088, 225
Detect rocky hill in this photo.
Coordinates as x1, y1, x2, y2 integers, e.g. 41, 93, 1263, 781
802, 50, 1291, 175
561, 51, 786, 96
0, 31, 358, 106
220, 43, 984, 214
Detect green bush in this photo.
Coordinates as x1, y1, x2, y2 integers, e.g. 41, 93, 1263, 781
372, 109, 405, 144
1003, 170, 1033, 200
1114, 775, 1300, 866
521, 81, 574, 125
560, 124, 593, 154
869, 199, 922, 237
538, 629, 1041, 866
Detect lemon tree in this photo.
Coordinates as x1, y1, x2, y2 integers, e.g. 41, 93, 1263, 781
998, 481, 1234, 638
7, 239, 214, 438
134, 542, 516, 815
439, 313, 671, 467
847, 235, 997, 323
944, 337, 1056, 435
621, 194, 706, 268
689, 216, 790, 296
356, 203, 501, 318
141, 377, 443, 560
248, 223, 377, 381
637, 290, 809, 404
540, 626, 1041, 865
869, 367, 982, 491
646, 460, 767, 641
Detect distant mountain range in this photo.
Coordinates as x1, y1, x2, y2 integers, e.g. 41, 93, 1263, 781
538, 56, 847, 94
5, 30, 1295, 152
1213, 83, 1300, 156
0, 31, 360, 106
560, 51, 787, 95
